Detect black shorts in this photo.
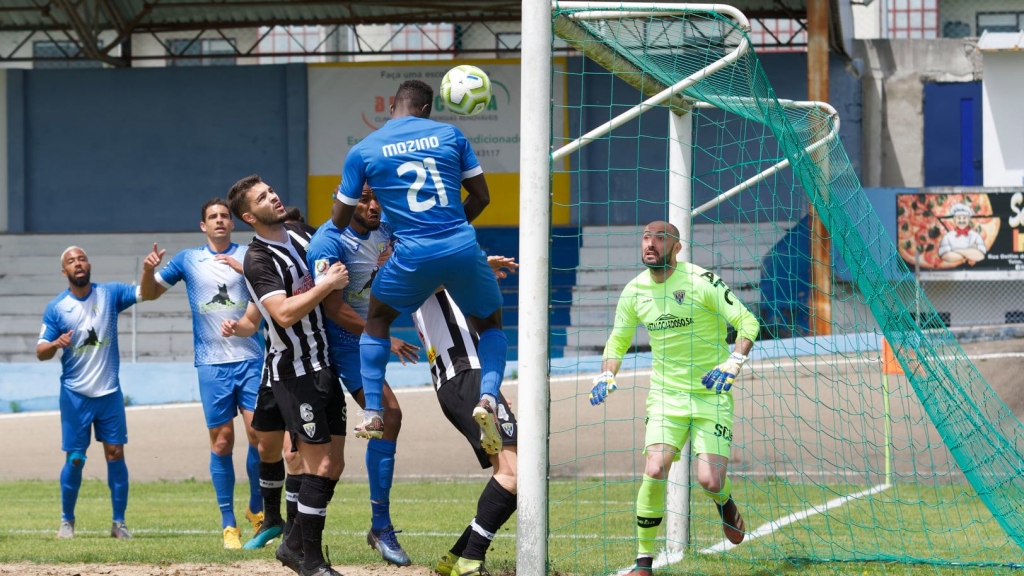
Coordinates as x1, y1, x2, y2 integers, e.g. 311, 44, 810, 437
437, 369, 517, 469
251, 378, 286, 433
272, 367, 347, 444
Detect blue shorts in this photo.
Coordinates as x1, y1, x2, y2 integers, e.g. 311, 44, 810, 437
373, 243, 502, 318
196, 358, 262, 428
60, 387, 128, 453
330, 346, 363, 395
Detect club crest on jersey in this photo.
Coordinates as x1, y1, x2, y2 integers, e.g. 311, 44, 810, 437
674, 290, 686, 304
314, 259, 330, 279
303, 422, 317, 438
501, 422, 515, 436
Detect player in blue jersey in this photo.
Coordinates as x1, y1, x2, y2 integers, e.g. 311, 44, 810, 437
332, 80, 506, 456
308, 184, 420, 566
37, 246, 143, 540
138, 198, 266, 549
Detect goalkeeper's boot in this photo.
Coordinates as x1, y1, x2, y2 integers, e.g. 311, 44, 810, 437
451, 557, 492, 576
624, 556, 653, 576
110, 521, 133, 539
716, 497, 746, 545
223, 526, 242, 549
243, 518, 284, 549
56, 520, 75, 539
245, 507, 265, 533
435, 551, 459, 576
275, 539, 304, 574
354, 412, 384, 440
367, 525, 412, 566
472, 400, 502, 456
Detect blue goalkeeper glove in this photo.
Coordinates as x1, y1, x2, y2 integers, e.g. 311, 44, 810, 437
589, 371, 617, 406
701, 352, 748, 394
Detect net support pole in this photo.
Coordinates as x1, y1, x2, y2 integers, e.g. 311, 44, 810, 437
665, 108, 694, 555
807, 0, 832, 335
518, 0, 552, 574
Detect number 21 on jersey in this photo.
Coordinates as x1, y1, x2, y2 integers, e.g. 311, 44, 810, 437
398, 157, 448, 212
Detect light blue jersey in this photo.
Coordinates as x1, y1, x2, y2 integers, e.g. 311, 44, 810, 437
307, 219, 393, 350
155, 244, 263, 367
39, 283, 139, 398
336, 116, 482, 263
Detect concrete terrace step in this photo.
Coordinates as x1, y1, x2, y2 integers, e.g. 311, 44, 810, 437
0, 233, 220, 257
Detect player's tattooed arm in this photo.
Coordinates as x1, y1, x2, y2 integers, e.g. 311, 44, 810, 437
139, 243, 168, 302
462, 174, 491, 222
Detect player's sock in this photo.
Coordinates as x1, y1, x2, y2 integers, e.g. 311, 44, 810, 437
704, 474, 732, 505
450, 525, 473, 557
106, 458, 130, 523
285, 474, 304, 536
462, 477, 517, 561
477, 328, 508, 400
359, 334, 390, 412
298, 474, 331, 570
246, 445, 263, 514
60, 452, 85, 522
211, 452, 237, 528
367, 439, 396, 531
636, 474, 666, 557
259, 460, 285, 526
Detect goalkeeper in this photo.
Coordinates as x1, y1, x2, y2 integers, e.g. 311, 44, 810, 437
591, 220, 759, 575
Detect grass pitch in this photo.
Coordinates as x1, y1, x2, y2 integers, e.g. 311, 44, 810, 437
1, 479, 1020, 575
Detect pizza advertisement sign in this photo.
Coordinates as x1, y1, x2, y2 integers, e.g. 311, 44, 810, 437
896, 190, 1024, 279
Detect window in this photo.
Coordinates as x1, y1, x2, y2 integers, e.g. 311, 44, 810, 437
167, 38, 237, 66
889, 0, 938, 39
33, 41, 103, 69
978, 12, 1024, 35
748, 19, 807, 53
389, 24, 454, 61
258, 26, 326, 64
496, 32, 521, 55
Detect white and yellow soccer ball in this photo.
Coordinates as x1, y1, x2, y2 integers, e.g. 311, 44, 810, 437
440, 65, 492, 116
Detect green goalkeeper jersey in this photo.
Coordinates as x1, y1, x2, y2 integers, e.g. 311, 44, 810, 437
603, 262, 759, 410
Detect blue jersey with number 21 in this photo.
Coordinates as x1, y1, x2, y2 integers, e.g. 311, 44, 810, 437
337, 116, 483, 263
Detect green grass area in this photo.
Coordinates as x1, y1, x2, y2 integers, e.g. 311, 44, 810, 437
1, 479, 1021, 575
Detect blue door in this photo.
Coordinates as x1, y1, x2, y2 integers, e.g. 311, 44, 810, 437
924, 82, 983, 186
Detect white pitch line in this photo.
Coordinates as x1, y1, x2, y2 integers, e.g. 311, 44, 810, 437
1, 527, 616, 541
614, 483, 892, 575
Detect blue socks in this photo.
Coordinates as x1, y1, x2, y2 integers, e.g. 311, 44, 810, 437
246, 445, 263, 514
477, 328, 508, 400
367, 439, 397, 531
60, 453, 85, 522
210, 452, 236, 528
359, 334, 391, 412
107, 459, 129, 523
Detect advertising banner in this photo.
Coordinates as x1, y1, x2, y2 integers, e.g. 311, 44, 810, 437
896, 190, 1024, 278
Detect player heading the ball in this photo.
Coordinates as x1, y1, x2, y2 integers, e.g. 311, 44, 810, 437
332, 79, 507, 456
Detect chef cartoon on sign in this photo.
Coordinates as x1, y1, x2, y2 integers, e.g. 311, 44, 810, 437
938, 202, 987, 266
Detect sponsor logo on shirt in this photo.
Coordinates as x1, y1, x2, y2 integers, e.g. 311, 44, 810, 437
645, 313, 694, 331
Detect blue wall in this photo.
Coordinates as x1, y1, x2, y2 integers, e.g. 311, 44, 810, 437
567, 53, 862, 226
6, 64, 308, 233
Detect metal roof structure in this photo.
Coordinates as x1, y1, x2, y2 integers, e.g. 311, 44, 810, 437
0, 0, 840, 65
977, 30, 1024, 52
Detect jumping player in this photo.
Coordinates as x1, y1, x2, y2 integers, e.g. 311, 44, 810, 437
332, 80, 506, 457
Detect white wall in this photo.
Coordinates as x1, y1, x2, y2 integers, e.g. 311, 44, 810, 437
0, 69, 6, 233
982, 52, 1024, 187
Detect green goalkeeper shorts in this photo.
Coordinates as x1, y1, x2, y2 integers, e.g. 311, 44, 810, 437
643, 391, 733, 459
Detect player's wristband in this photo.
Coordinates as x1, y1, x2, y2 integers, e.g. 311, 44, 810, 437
728, 352, 748, 366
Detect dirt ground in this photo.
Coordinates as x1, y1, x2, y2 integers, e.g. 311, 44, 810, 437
1, 339, 1021, 575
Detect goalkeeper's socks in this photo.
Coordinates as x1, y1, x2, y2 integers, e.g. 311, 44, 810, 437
450, 525, 473, 557
285, 474, 304, 534
259, 460, 286, 526
367, 439, 397, 531
463, 477, 517, 561
477, 328, 507, 400
359, 334, 390, 411
704, 475, 732, 506
636, 474, 666, 557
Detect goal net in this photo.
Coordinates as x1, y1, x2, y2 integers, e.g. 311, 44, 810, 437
516, 2, 1024, 574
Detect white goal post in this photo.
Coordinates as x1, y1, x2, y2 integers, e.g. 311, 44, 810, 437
517, 3, 838, 573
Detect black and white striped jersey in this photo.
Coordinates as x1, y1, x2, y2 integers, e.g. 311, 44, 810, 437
411, 289, 481, 389
243, 222, 330, 381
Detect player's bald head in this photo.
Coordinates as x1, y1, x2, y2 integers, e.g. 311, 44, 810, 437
644, 220, 680, 238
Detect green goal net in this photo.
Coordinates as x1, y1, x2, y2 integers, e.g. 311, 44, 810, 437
542, 4, 1024, 574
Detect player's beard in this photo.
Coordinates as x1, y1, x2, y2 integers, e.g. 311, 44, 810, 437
353, 213, 380, 231
253, 210, 287, 227
68, 270, 91, 288
643, 250, 670, 269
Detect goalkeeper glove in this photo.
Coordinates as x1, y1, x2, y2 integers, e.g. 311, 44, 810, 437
702, 352, 748, 394
589, 371, 617, 406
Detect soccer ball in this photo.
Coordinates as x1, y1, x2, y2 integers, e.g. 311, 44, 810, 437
440, 65, 492, 116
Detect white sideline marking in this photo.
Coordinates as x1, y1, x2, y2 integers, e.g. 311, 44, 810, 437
615, 483, 891, 575
2, 527, 614, 541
